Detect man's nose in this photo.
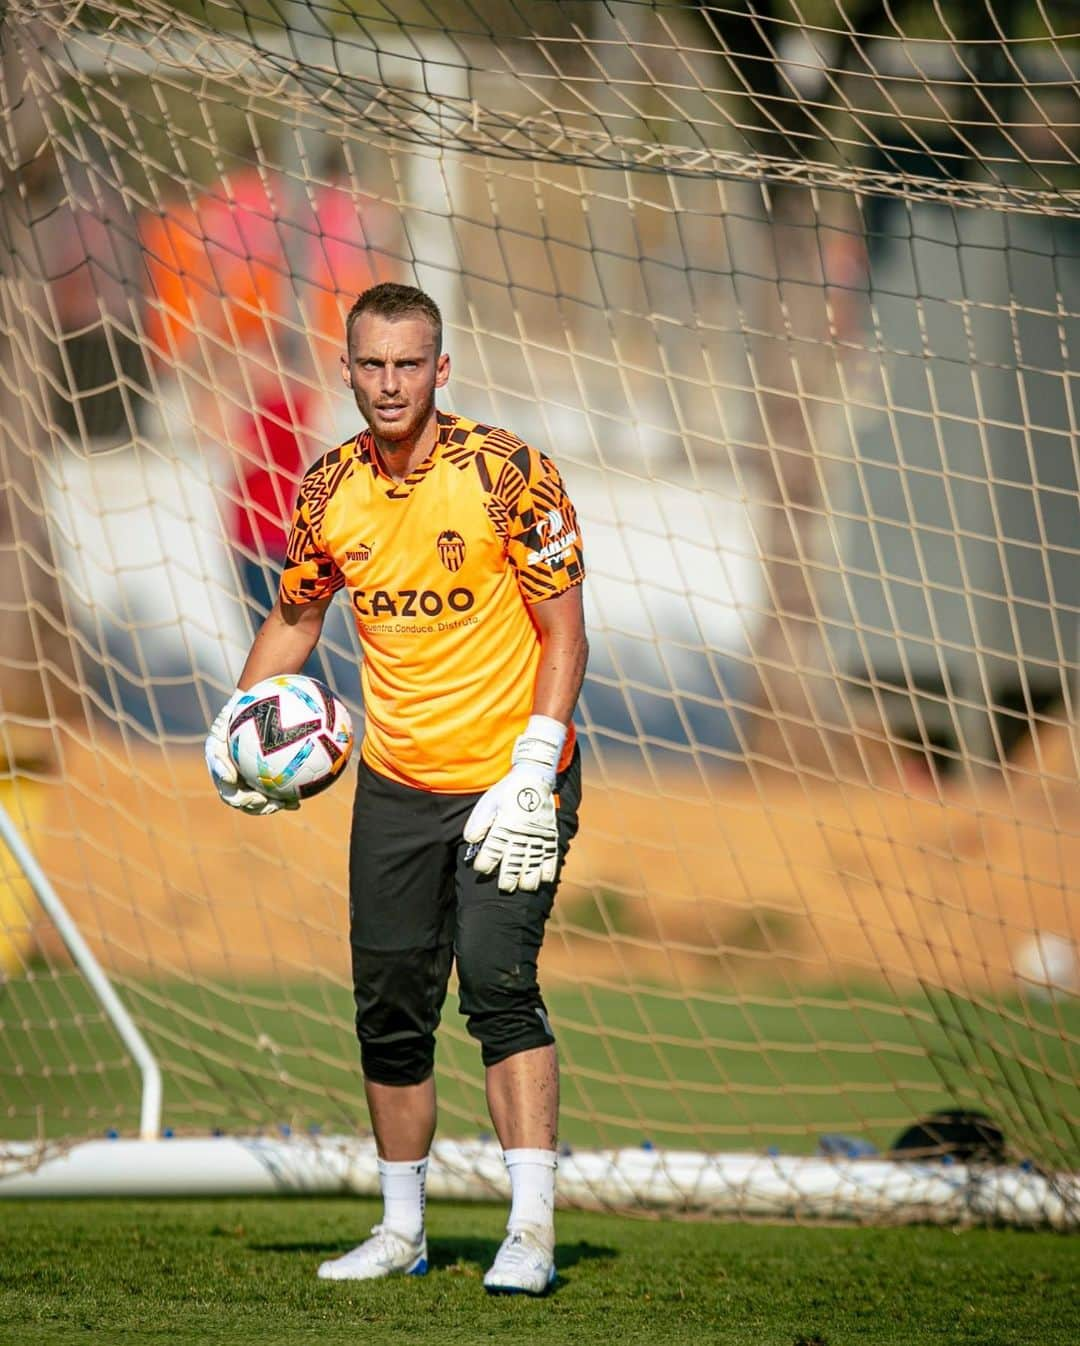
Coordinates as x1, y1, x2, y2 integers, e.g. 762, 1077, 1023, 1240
380, 361, 399, 392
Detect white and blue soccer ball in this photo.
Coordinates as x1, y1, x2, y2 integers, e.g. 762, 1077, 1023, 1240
228, 674, 354, 803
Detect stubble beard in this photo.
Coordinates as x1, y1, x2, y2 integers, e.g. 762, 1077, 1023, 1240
357, 387, 435, 449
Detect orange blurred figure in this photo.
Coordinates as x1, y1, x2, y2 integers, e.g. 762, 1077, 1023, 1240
139, 167, 394, 630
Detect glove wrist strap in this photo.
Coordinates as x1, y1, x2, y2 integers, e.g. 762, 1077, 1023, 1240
210, 688, 245, 739
511, 715, 567, 779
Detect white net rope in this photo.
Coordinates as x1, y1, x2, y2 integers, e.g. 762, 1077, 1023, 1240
27, 0, 1080, 215
0, 1, 1077, 1219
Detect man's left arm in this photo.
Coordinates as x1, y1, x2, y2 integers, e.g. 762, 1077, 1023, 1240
464, 588, 588, 894
464, 444, 588, 891
528, 585, 589, 727
464, 587, 587, 892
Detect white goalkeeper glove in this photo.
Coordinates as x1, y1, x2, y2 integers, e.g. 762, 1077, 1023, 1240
463, 716, 566, 893
204, 689, 297, 816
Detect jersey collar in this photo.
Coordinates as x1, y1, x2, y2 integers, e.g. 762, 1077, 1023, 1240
356, 412, 456, 500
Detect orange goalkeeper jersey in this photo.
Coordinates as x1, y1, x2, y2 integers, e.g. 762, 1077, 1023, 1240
279, 411, 584, 792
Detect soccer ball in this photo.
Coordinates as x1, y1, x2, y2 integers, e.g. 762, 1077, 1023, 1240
228, 674, 354, 803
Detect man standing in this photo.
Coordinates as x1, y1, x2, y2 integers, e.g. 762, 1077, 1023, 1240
204, 283, 587, 1296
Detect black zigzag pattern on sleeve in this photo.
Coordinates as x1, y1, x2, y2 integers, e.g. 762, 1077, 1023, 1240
512, 468, 584, 602
280, 438, 355, 599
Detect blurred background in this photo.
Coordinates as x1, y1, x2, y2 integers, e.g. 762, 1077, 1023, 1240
1, 1, 1078, 1180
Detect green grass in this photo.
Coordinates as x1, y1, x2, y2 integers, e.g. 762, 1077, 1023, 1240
0, 1197, 1076, 1346
3, 978, 1078, 1343
3, 973, 1078, 1166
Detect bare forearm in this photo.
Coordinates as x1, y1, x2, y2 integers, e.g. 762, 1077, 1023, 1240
236, 600, 325, 689
531, 626, 588, 726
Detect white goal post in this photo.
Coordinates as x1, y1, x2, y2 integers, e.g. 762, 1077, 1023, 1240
0, 1, 1077, 1227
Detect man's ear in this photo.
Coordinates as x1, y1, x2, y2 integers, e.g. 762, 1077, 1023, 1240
340, 353, 351, 386
435, 351, 450, 389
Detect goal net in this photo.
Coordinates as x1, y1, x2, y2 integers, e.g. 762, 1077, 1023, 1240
1, 0, 1077, 1225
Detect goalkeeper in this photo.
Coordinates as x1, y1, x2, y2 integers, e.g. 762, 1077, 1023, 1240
204, 282, 587, 1297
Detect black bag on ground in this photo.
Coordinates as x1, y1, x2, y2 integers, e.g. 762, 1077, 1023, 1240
889, 1109, 1007, 1163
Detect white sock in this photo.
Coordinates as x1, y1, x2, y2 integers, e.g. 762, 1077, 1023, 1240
504, 1148, 557, 1238
377, 1157, 428, 1241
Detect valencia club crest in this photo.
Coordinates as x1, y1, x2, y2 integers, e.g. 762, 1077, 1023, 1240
437, 529, 466, 572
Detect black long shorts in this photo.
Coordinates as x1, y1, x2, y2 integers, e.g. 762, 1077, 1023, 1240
348, 747, 581, 1081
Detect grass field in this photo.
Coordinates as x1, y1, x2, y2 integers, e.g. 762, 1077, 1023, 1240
4, 973, 1078, 1343
1, 1196, 1077, 1345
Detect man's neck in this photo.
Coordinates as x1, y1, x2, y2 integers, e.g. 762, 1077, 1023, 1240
371, 411, 439, 483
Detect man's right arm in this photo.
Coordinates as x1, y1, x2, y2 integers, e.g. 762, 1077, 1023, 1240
209, 443, 343, 812
236, 595, 332, 689
205, 595, 332, 814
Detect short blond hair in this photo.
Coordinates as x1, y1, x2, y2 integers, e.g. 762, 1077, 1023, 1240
345, 283, 443, 354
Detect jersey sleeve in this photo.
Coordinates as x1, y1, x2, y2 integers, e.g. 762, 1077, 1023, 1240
278, 459, 346, 605
500, 445, 585, 604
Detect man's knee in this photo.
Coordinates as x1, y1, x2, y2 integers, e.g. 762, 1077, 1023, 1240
464, 1002, 556, 1069
352, 942, 449, 1085
457, 947, 555, 1069
358, 1034, 435, 1086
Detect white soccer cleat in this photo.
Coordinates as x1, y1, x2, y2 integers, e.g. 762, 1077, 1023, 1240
483, 1226, 556, 1296
317, 1224, 428, 1281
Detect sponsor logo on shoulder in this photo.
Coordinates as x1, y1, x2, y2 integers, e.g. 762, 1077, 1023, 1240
437, 529, 466, 572
346, 542, 372, 563
527, 509, 577, 565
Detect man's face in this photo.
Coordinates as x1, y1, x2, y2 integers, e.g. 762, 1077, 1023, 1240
342, 313, 449, 444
